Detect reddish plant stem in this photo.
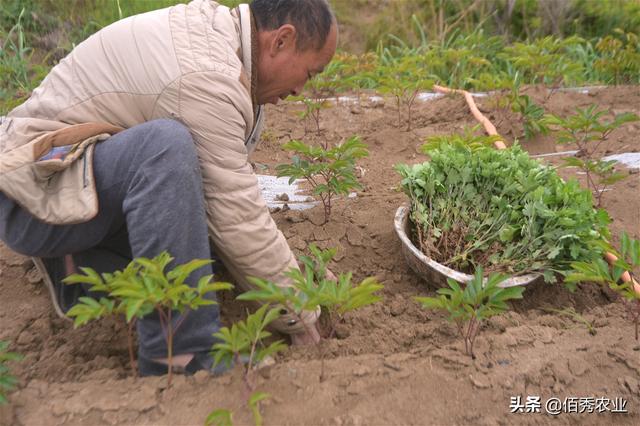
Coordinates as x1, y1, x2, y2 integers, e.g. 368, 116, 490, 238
156, 307, 174, 387
245, 335, 260, 391
157, 311, 168, 348
406, 90, 418, 131
313, 105, 322, 135
234, 352, 252, 402
625, 297, 640, 341
173, 310, 190, 336
304, 172, 330, 222
127, 319, 137, 375
463, 316, 480, 359
285, 302, 327, 381
318, 311, 340, 382
583, 168, 600, 205
167, 309, 174, 388
318, 170, 333, 223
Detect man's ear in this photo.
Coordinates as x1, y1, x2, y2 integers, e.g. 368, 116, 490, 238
269, 24, 297, 56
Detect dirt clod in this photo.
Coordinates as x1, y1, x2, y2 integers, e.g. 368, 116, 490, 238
353, 366, 371, 377
26, 268, 42, 284
567, 359, 589, 377
469, 374, 491, 389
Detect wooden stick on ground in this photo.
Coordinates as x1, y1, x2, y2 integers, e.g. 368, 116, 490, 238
432, 84, 640, 296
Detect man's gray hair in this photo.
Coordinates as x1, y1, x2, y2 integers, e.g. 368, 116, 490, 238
250, 0, 335, 51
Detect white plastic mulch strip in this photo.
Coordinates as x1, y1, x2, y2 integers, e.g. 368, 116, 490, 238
602, 152, 640, 169
532, 150, 579, 158
313, 86, 610, 106
257, 174, 317, 210
532, 151, 640, 169
328, 95, 385, 104
556, 85, 607, 94
416, 92, 443, 102
326, 91, 489, 104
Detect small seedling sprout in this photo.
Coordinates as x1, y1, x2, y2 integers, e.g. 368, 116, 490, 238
207, 306, 283, 426
211, 305, 287, 390
206, 244, 381, 424
276, 136, 369, 223
416, 268, 525, 358
205, 391, 270, 426
544, 105, 639, 206
63, 252, 233, 386
543, 307, 597, 336
378, 56, 433, 131
0, 341, 22, 405
205, 408, 233, 426
566, 232, 640, 339
238, 244, 383, 380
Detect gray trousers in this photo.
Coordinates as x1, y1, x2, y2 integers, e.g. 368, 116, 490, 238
0, 119, 220, 359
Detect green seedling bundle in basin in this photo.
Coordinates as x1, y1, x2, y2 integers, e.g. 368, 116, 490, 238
396, 141, 611, 284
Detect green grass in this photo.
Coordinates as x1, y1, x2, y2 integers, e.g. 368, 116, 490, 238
0, 0, 247, 114
1, 0, 638, 116
315, 29, 638, 100
348, 0, 640, 51
0, 7, 48, 114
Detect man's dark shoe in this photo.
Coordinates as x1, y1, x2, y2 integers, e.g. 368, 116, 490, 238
137, 352, 235, 377
32, 256, 83, 321
33, 251, 123, 320
137, 352, 273, 378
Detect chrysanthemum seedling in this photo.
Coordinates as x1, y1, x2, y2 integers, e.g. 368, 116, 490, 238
238, 244, 383, 379
0, 341, 22, 405
276, 136, 368, 223
416, 268, 525, 359
63, 252, 233, 386
544, 105, 639, 206
566, 233, 640, 339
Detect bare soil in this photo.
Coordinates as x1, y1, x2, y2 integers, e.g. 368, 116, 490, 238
1, 86, 639, 426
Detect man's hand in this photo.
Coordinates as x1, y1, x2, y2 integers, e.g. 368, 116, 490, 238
288, 268, 336, 346
302, 263, 337, 282
290, 324, 321, 346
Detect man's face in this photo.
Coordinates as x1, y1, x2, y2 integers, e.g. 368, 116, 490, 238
256, 23, 338, 105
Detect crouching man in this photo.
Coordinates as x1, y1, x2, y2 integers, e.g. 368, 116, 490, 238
0, 0, 337, 375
